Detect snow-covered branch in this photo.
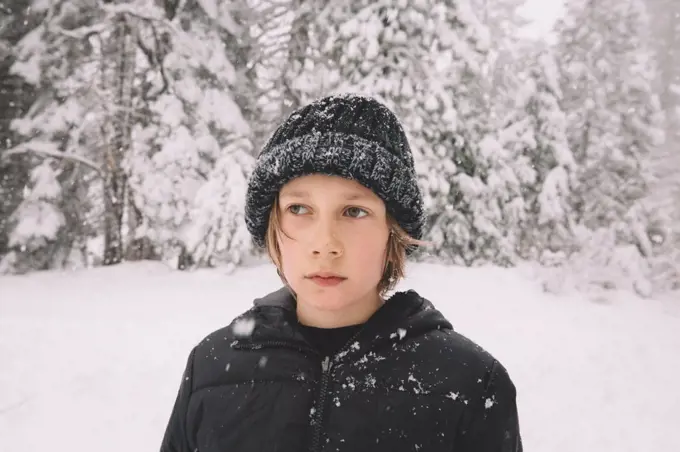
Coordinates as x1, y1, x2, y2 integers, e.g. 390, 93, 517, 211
2, 142, 103, 177
251, 0, 292, 18
50, 22, 109, 40
99, 0, 166, 22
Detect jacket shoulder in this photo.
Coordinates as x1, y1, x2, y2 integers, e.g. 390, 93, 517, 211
184, 307, 267, 389
193, 307, 259, 353
416, 327, 515, 398
436, 328, 497, 370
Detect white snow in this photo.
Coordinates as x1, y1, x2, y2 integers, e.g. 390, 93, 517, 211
3, 161, 65, 260
233, 317, 256, 337
0, 262, 679, 451
390, 328, 407, 340
446, 391, 459, 400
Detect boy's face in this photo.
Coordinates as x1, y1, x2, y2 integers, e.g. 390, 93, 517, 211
276, 174, 390, 325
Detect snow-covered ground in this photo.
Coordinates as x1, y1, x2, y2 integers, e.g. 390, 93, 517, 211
1, 262, 679, 452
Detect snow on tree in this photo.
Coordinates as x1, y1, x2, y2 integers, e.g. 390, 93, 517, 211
644, 0, 680, 289
182, 139, 254, 270
0, 160, 65, 273
4, 0, 111, 271
127, 0, 257, 269
500, 49, 577, 260
4, 0, 257, 272
468, 0, 531, 126
647, 0, 680, 153
557, 0, 664, 234
312, 0, 526, 265
6, 0, 155, 267
550, 0, 670, 294
0, 0, 40, 260
541, 223, 655, 299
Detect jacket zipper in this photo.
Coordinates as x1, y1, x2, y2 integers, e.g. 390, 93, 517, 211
310, 355, 333, 452
309, 326, 367, 452
233, 327, 367, 452
233, 340, 331, 451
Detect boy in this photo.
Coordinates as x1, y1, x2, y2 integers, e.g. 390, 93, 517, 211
160, 94, 523, 452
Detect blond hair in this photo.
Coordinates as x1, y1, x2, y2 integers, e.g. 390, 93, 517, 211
265, 197, 427, 296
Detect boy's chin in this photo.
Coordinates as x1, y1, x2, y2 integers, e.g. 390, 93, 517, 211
296, 283, 378, 309
295, 285, 356, 307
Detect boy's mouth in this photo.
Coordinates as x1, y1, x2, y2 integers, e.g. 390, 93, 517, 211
305, 272, 347, 287
307, 271, 345, 278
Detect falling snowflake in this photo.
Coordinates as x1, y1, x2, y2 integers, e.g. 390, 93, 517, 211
232, 317, 256, 337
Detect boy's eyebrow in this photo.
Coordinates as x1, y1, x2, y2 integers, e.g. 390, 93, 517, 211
342, 192, 371, 201
279, 190, 372, 201
279, 190, 309, 199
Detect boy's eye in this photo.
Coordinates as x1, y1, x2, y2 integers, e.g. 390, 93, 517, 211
288, 204, 306, 215
345, 206, 368, 218
286, 204, 368, 218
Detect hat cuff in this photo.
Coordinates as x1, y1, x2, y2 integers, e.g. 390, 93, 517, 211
245, 132, 424, 253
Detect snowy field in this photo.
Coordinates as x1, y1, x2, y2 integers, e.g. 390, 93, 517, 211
1, 261, 679, 452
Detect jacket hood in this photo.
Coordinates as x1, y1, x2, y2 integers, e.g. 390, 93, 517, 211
231, 287, 453, 361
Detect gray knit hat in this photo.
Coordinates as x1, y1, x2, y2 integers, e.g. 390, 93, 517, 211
245, 93, 424, 254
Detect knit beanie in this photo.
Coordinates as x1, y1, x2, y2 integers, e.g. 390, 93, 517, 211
244, 93, 425, 254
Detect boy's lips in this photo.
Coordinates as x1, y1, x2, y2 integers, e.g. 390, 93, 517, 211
305, 272, 347, 287
306, 271, 346, 279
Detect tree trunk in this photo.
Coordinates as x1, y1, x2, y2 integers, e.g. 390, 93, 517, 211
124, 197, 159, 261
103, 13, 135, 265
177, 245, 195, 270
281, 0, 311, 115
0, 1, 38, 257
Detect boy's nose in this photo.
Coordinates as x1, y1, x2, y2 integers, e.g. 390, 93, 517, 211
310, 221, 343, 257
312, 244, 342, 257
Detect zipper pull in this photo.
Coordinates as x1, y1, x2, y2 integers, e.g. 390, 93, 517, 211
321, 356, 332, 373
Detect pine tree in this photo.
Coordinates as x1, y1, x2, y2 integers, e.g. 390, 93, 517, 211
468, 0, 531, 125
5, 0, 258, 273
557, 0, 664, 233
182, 138, 254, 270
2, 0, 110, 272
0, 0, 38, 259
314, 0, 526, 265
126, 0, 257, 269
646, 0, 680, 150
500, 49, 577, 260
645, 0, 680, 254
553, 0, 669, 294
0, 160, 65, 273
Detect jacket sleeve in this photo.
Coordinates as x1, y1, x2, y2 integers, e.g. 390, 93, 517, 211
160, 347, 196, 452
457, 359, 523, 452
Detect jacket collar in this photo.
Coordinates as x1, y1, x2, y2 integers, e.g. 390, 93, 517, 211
234, 286, 453, 362
253, 286, 296, 310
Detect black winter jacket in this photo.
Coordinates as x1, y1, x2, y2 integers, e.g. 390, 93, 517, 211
160, 288, 523, 452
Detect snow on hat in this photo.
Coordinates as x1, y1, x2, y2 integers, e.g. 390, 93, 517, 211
244, 93, 425, 253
